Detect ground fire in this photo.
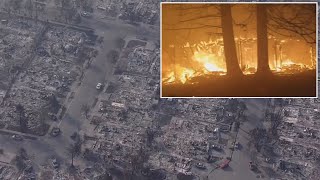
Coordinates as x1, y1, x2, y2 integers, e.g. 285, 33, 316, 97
162, 44, 314, 85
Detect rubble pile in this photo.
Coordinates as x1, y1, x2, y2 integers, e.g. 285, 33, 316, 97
127, 47, 158, 74
119, 1, 159, 25
0, 23, 96, 135
0, 165, 17, 180
0, 17, 45, 100
95, 0, 159, 25
85, 40, 242, 178
254, 99, 320, 179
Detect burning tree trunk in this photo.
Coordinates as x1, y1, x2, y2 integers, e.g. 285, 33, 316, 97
221, 5, 243, 77
256, 5, 272, 77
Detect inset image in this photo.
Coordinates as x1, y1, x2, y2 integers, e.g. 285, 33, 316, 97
161, 2, 317, 97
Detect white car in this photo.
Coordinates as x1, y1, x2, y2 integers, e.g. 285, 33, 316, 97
96, 83, 103, 90
12, 135, 23, 141
81, 12, 91, 18
234, 142, 240, 149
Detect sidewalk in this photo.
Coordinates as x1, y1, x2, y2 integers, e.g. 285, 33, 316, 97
0, 129, 38, 140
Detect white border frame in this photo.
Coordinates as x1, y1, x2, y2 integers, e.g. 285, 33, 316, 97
160, 1, 318, 99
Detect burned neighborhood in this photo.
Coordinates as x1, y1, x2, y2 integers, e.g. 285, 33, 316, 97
0, 1, 319, 180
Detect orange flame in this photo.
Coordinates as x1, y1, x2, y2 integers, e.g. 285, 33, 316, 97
193, 51, 226, 73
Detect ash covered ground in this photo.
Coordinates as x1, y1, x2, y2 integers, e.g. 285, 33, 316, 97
0, 1, 319, 180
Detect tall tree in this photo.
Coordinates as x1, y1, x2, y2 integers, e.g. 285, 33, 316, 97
268, 4, 316, 44
221, 5, 243, 77
115, 37, 126, 51
256, 5, 272, 77
81, 104, 90, 118
47, 94, 60, 112
163, 4, 242, 77
68, 137, 82, 167
255, 4, 316, 77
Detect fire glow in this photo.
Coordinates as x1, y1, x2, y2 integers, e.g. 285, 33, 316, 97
162, 43, 313, 85
193, 51, 226, 73
163, 65, 198, 84
163, 51, 227, 84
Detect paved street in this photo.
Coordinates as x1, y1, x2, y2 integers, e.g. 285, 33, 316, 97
0, 15, 158, 170
209, 99, 268, 180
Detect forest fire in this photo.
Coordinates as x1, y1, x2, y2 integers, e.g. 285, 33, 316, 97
162, 65, 197, 84
275, 59, 312, 74
163, 57, 312, 85
162, 51, 313, 85
161, 3, 316, 97
281, 59, 311, 69
163, 51, 227, 84
193, 51, 226, 73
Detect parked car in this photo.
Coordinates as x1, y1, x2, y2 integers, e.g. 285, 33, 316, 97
228, 140, 235, 150
81, 11, 91, 18
52, 158, 59, 169
249, 161, 256, 171
96, 83, 103, 90
234, 142, 240, 149
50, 127, 61, 137
195, 163, 206, 170
12, 135, 23, 141
212, 144, 223, 151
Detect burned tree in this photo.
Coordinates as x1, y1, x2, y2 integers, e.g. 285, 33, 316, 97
107, 50, 120, 64
81, 103, 90, 118
162, 4, 243, 77
115, 37, 126, 51
68, 137, 82, 167
256, 5, 272, 77
12, 148, 28, 171
268, 4, 316, 44
255, 4, 316, 77
16, 104, 27, 133
221, 4, 243, 77
249, 128, 267, 152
